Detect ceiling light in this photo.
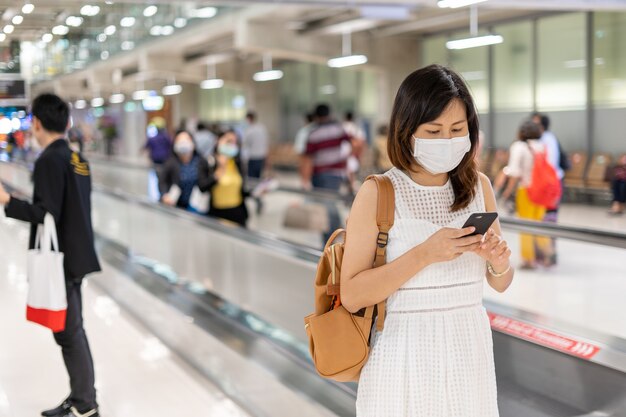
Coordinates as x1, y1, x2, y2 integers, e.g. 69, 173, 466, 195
22, 3, 35, 14
253, 70, 283, 82
74, 100, 87, 109
52, 25, 69, 35
0, 34, 6, 42
12, 15, 24, 25
446, 34, 503, 49
109, 93, 125, 104
162, 84, 182, 96
104, 25, 116, 36
160, 25, 174, 36
121, 41, 134, 50
66, 16, 84, 27
132, 89, 153, 100
191, 7, 217, 19
91, 97, 105, 107
42, 33, 53, 43
101, 51, 109, 60
200, 79, 224, 89
143, 5, 158, 17
327, 31, 368, 68
328, 54, 368, 68
174, 18, 187, 28
97, 33, 107, 42
120, 17, 136, 27
3, 25, 15, 34
149, 25, 162, 36
80, 5, 100, 17
438, 0, 488, 8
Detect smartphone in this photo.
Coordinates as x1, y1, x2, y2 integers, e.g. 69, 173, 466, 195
462, 212, 498, 236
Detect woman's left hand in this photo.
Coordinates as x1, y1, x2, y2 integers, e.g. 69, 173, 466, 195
474, 229, 511, 271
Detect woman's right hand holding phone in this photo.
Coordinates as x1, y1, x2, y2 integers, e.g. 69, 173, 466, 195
420, 227, 483, 264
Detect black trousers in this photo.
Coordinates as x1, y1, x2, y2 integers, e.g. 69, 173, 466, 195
53, 278, 97, 412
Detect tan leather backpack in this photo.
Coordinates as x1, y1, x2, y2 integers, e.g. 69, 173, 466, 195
304, 175, 395, 382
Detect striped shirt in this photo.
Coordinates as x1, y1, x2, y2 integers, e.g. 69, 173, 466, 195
305, 121, 351, 175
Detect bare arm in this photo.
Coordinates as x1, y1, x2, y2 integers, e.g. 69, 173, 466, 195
300, 155, 313, 189
477, 173, 514, 293
340, 180, 483, 313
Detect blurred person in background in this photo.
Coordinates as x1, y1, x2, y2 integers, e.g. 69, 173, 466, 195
159, 130, 208, 211
374, 124, 393, 172
295, 113, 315, 187
243, 111, 269, 214
608, 154, 626, 215
496, 120, 553, 269
532, 112, 564, 266
243, 111, 269, 179
198, 130, 249, 227
67, 126, 84, 153
301, 103, 351, 242
143, 117, 172, 169
343, 111, 366, 191
195, 122, 217, 158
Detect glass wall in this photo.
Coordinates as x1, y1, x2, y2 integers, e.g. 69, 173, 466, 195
537, 13, 587, 111
493, 21, 533, 111
449, 31, 490, 113
279, 62, 378, 142
593, 13, 626, 107
199, 85, 246, 123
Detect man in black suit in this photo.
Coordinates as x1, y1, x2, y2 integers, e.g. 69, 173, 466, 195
0, 94, 101, 417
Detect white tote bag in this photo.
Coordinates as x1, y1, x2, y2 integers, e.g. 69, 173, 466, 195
26, 213, 67, 332
189, 186, 210, 214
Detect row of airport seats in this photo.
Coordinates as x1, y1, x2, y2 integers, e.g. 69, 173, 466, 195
479, 148, 624, 201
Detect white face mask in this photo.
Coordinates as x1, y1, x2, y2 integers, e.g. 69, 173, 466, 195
412, 134, 471, 175
174, 140, 194, 156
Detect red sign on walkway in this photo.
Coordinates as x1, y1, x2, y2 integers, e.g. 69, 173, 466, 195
488, 312, 600, 360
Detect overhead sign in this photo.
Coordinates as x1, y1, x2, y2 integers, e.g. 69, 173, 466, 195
488, 312, 600, 360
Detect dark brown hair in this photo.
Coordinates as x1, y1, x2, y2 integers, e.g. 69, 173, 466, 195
387, 64, 479, 212
518, 119, 542, 141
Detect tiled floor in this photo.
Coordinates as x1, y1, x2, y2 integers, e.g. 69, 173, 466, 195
0, 213, 251, 417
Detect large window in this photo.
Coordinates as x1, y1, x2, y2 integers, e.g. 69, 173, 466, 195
537, 13, 587, 110
422, 35, 448, 66
199, 85, 246, 122
448, 31, 489, 113
593, 13, 626, 107
493, 21, 533, 111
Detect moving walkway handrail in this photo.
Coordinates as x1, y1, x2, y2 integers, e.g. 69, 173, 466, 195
3, 160, 626, 375
4, 159, 626, 252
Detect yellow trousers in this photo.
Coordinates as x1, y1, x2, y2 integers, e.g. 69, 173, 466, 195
516, 188, 552, 263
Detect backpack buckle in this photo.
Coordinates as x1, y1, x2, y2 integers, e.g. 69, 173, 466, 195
377, 232, 389, 248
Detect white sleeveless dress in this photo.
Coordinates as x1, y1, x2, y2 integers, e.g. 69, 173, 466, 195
356, 168, 499, 417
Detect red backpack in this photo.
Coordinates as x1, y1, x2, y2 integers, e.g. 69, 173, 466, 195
526, 144, 562, 209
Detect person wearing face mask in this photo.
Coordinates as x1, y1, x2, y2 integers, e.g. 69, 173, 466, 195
159, 130, 209, 211
340, 65, 513, 417
197, 130, 249, 227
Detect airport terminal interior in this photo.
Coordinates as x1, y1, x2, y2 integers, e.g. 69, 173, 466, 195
1, 0, 626, 416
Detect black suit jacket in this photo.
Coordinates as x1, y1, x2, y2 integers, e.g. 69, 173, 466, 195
5, 139, 101, 280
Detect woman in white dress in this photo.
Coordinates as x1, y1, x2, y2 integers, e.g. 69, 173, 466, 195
341, 64, 514, 417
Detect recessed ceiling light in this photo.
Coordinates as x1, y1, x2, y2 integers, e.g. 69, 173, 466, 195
120, 17, 136, 27
66, 16, 84, 27
97, 33, 107, 42
160, 25, 174, 36
121, 41, 134, 50
12, 15, 24, 25
191, 7, 217, 19
3, 25, 15, 34
80, 5, 101, 17
101, 51, 109, 60
42, 33, 53, 43
22, 3, 34, 14
104, 25, 116, 36
149, 25, 162, 36
143, 5, 158, 17
52, 25, 69, 35
0, 34, 6, 42
74, 100, 87, 109
174, 18, 187, 28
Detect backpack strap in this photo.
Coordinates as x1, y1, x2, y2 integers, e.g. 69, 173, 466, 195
365, 175, 395, 332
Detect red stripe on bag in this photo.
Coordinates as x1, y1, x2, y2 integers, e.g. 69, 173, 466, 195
27, 306, 67, 333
